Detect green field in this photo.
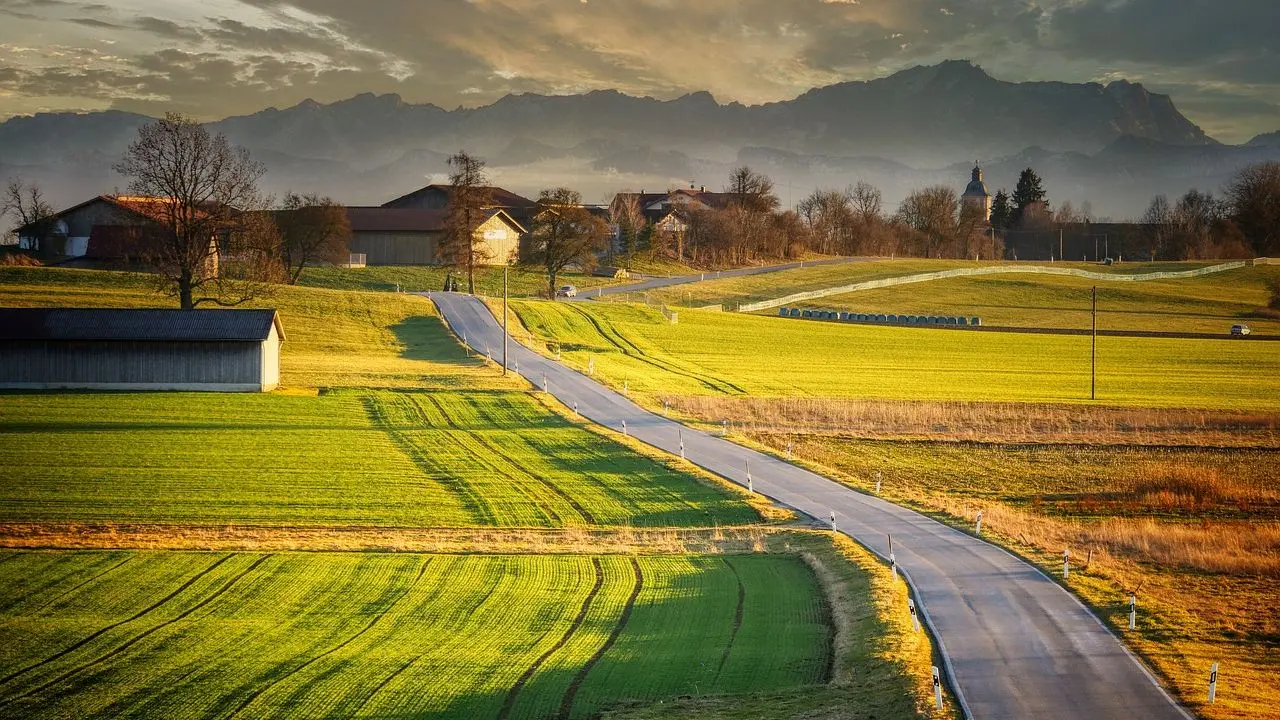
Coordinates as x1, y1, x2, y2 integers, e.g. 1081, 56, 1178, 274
0, 267, 511, 389
798, 265, 1280, 335
634, 259, 1226, 309
0, 551, 830, 719
300, 265, 623, 298
508, 300, 1280, 409
0, 390, 755, 528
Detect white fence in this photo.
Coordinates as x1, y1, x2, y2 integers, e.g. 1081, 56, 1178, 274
735, 261, 1250, 313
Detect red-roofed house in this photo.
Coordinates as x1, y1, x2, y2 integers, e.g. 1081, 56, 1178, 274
15, 195, 220, 267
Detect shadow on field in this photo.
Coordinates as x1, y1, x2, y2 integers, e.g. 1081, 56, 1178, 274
391, 315, 483, 366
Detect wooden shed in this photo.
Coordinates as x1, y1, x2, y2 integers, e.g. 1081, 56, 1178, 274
0, 308, 284, 392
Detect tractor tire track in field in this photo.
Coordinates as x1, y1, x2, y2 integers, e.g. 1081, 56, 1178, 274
563, 304, 745, 395
3, 555, 276, 707
225, 558, 431, 719
497, 558, 606, 720
0, 553, 233, 692
30, 554, 134, 614
713, 558, 745, 682
556, 558, 645, 720
468, 432, 597, 525
363, 394, 499, 526
351, 567, 507, 716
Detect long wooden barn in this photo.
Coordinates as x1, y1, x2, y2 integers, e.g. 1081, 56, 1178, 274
0, 308, 284, 392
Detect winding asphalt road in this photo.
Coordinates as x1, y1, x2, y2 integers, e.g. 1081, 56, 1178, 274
585, 256, 871, 297
429, 291, 1194, 720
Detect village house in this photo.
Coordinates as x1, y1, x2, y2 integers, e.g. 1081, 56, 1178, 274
15, 195, 220, 271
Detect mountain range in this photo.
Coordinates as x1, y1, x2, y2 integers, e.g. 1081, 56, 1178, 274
1, 60, 1276, 219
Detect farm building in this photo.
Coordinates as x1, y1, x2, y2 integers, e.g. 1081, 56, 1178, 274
345, 207, 527, 266
14, 195, 221, 270
0, 308, 284, 392
382, 183, 537, 228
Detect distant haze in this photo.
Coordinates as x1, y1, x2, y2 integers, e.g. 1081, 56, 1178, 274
1, 62, 1278, 219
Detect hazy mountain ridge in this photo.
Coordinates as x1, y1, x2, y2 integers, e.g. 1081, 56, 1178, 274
0, 61, 1274, 217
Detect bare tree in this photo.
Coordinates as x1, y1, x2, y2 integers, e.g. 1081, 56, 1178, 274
2, 179, 57, 253
851, 181, 883, 224
1225, 161, 1280, 256
726, 166, 780, 213
1139, 194, 1176, 260
276, 192, 351, 284
114, 113, 280, 309
608, 191, 646, 259
897, 186, 961, 258
440, 151, 494, 294
527, 188, 609, 299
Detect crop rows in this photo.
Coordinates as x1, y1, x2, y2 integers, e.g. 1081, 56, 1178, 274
511, 300, 1280, 410
0, 551, 829, 719
0, 393, 473, 526
365, 390, 757, 527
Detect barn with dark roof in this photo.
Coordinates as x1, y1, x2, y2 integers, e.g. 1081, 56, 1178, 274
0, 308, 284, 392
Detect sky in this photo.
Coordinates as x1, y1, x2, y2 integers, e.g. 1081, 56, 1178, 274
0, 0, 1276, 143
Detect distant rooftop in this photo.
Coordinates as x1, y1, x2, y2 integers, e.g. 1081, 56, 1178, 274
0, 308, 283, 342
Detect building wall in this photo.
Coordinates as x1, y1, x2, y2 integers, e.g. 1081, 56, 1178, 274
0, 340, 268, 392
261, 325, 280, 391
475, 215, 519, 265
348, 231, 441, 265
62, 201, 143, 238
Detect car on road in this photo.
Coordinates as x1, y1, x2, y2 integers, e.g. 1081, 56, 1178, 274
1231, 324, 1251, 336
557, 285, 578, 298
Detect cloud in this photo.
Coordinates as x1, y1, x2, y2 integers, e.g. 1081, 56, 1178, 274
0, 0, 1274, 142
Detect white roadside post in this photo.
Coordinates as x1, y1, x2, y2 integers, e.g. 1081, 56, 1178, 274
1063, 549, 1071, 579
888, 533, 897, 577
622, 420, 628, 437
786, 442, 792, 460
721, 419, 728, 437
875, 470, 882, 495
1129, 594, 1137, 630
542, 373, 548, 393
514, 357, 519, 373
679, 431, 685, 460
746, 460, 753, 493
1208, 663, 1219, 704
663, 400, 669, 417
829, 511, 837, 533
487, 347, 493, 362
573, 402, 578, 417
908, 597, 921, 632
975, 510, 983, 535
932, 666, 943, 710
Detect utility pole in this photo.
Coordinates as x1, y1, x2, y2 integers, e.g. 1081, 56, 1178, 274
502, 264, 508, 376
1091, 285, 1097, 400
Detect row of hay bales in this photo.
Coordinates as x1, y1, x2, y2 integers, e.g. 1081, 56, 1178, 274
779, 307, 982, 327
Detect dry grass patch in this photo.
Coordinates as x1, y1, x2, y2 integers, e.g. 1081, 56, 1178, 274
667, 396, 1280, 447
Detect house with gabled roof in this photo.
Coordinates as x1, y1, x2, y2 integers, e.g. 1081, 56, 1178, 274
345, 206, 527, 266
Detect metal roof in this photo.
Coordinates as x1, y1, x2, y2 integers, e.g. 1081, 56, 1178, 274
0, 308, 284, 342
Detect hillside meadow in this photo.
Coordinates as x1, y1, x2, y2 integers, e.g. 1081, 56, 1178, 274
798, 265, 1280, 335
507, 300, 1280, 410
0, 266, 945, 718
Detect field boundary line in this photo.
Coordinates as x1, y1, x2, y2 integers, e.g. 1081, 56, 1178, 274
736, 261, 1250, 312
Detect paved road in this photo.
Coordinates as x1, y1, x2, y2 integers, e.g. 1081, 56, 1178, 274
429, 291, 1194, 720
584, 256, 873, 297
778, 314, 1280, 341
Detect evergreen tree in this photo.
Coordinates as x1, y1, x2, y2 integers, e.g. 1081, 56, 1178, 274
989, 189, 1012, 231
1012, 167, 1048, 226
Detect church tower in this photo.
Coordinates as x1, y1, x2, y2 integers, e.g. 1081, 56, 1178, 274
961, 165, 992, 222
